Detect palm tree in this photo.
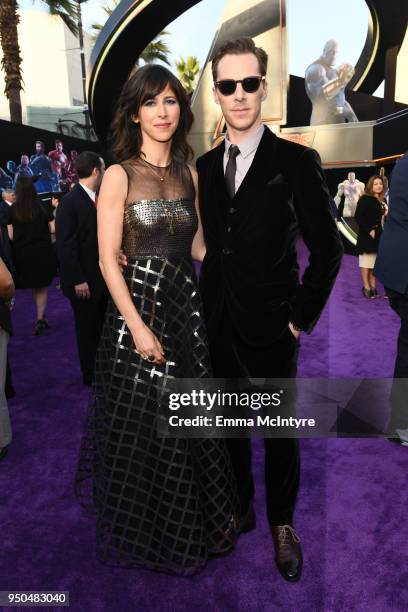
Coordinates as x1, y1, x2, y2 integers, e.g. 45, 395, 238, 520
140, 36, 171, 66
175, 56, 200, 95
91, 0, 171, 66
0, 0, 78, 123
89, 0, 116, 43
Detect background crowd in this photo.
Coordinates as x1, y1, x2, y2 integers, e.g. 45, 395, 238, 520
0, 140, 79, 194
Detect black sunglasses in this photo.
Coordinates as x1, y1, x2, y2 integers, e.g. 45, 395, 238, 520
214, 76, 266, 96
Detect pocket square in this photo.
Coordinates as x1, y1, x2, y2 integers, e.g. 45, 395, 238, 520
267, 173, 286, 186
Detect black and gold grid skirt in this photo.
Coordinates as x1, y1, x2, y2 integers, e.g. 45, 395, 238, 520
75, 256, 240, 575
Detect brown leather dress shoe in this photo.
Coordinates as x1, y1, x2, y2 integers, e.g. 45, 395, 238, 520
271, 524, 302, 582
239, 504, 256, 534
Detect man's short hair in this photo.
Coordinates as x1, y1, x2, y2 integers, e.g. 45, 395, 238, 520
35, 140, 45, 147
212, 37, 268, 81
1, 189, 14, 200
75, 151, 103, 179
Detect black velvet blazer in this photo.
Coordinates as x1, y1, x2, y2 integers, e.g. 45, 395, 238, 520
196, 127, 343, 346
55, 183, 106, 302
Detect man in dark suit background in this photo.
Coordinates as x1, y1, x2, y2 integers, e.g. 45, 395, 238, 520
196, 37, 343, 581
375, 152, 408, 446
56, 152, 107, 385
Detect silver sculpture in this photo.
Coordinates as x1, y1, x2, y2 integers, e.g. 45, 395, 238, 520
334, 172, 365, 218
305, 40, 358, 126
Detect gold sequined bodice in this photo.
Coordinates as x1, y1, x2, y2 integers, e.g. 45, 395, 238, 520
120, 159, 197, 257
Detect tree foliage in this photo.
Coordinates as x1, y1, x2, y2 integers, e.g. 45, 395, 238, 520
175, 56, 200, 94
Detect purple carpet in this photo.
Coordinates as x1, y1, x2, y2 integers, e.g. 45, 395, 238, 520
1, 247, 407, 612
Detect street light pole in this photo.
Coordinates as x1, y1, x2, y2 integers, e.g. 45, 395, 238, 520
76, 0, 91, 141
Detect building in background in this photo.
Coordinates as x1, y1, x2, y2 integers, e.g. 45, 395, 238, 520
0, 10, 94, 139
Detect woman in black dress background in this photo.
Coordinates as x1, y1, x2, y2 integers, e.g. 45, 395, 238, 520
8, 177, 57, 334
355, 175, 387, 298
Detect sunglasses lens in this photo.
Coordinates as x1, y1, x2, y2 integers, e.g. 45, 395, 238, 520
216, 77, 263, 95
242, 77, 261, 93
217, 80, 236, 96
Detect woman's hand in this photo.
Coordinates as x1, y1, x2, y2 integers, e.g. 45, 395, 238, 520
288, 321, 301, 340
132, 323, 166, 364
117, 250, 128, 271
189, 165, 207, 262
192, 243, 206, 262
369, 229, 376, 239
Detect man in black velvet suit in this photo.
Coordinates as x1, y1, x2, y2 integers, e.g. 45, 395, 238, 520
196, 38, 343, 581
56, 152, 107, 385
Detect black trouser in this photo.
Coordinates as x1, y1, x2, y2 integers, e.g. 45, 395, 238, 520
209, 311, 300, 526
385, 288, 408, 432
69, 292, 107, 384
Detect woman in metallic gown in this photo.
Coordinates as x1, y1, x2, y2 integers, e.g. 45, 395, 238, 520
75, 65, 239, 575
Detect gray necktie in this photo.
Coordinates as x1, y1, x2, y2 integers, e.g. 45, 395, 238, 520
225, 144, 240, 199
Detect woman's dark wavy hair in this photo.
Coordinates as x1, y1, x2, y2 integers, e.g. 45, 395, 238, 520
109, 64, 194, 164
13, 177, 38, 222
365, 175, 385, 200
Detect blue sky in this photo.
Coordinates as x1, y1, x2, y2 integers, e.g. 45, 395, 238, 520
19, 0, 372, 82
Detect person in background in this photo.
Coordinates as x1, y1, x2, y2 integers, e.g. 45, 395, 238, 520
1, 189, 15, 208
50, 193, 62, 283
0, 247, 15, 460
55, 152, 107, 386
355, 175, 387, 298
0, 190, 15, 271
50, 192, 61, 239
374, 153, 408, 446
8, 177, 56, 335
